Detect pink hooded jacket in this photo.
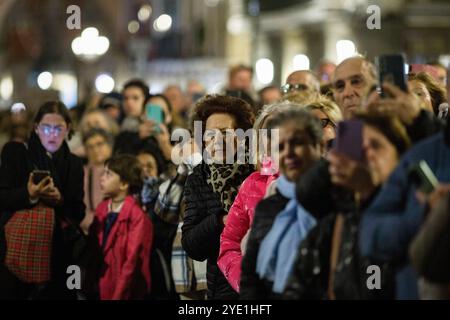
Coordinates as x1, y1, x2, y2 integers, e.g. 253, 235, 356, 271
218, 171, 278, 292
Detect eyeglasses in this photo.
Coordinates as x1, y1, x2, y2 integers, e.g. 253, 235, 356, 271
281, 83, 309, 94
320, 118, 335, 128
38, 124, 66, 137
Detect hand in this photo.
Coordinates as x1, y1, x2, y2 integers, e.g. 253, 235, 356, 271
138, 120, 155, 140
416, 184, 450, 212
365, 83, 422, 125
40, 186, 62, 202
327, 150, 375, 199
222, 214, 228, 226
155, 123, 171, 146
155, 123, 173, 160
27, 173, 53, 200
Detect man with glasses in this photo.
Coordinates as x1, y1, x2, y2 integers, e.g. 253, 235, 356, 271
281, 70, 321, 95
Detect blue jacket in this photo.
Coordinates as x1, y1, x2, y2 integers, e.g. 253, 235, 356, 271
359, 132, 450, 299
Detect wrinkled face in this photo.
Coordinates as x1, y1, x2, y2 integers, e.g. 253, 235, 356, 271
35, 113, 68, 154
310, 109, 336, 145
230, 70, 253, 92
332, 59, 375, 119
277, 121, 322, 182
137, 153, 158, 178
84, 112, 109, 132
285, 71, 319, 93
363, 125, 399, 185
408, 80, 433, 112
148, 97, 172, 125
204, 113, 237, 163
85, 135, 112, 166
123, 87, 146, 118
100, 166, 126, 198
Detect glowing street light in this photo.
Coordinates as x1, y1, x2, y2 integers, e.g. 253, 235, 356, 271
95, 74, 115, 93
336, 40, 357, 64
256, 58, 274, 85
153, 14, 172, 32
293, 54, 310, 71
128, 20, 140, 34
138, 5, 152, 22
37, 71, 53, 90
71, 27, 110, 61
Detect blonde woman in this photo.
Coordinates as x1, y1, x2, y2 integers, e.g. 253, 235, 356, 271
305, 96, 343, 147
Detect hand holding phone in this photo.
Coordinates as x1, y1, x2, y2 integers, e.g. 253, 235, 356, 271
408, 160, 438, 195
145, 104, 164, 134
376, 54, 408, 98
32, 170, 51, 185
28, 171, 52, 201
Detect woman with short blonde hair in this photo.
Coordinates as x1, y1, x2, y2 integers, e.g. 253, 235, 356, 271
305, 96, 343, 146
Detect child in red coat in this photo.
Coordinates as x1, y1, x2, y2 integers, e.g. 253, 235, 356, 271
91, 154, 153, 300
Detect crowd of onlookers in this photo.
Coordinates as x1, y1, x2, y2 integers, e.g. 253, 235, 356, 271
0, 55, 449, 300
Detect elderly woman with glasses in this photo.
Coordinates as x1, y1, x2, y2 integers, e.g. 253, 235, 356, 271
305, 97, 343, 148
0, 101, 85, 299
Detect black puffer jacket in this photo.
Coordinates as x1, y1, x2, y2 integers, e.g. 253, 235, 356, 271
182, 164, 244, 300
240, 191, 289, 300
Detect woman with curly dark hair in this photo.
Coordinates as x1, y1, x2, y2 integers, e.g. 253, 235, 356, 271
181, 95, 255, 300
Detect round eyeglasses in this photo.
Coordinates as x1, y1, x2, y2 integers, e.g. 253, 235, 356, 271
320, 118, 335, 128
281, 83, 310, 94
38, 124, 66, 137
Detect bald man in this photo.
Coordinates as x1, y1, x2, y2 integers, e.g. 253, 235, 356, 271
282, 70, 320, 95
331, 57, 377, 120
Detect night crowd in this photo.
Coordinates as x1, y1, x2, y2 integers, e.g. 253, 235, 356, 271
0, 57, 449, 300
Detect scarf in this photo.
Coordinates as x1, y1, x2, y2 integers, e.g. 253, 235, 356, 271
27, 132, 71, 193
141, 176, 161, 206
256, 175, 317, 293
206, 160, 253, 213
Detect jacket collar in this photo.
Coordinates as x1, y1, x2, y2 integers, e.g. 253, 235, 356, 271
102, 195, 138, 252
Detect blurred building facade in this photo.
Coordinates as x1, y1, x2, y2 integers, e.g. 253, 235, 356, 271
0, 0, 449, 110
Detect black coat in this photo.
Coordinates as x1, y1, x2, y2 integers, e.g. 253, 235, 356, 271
240, 191, 289, 300
0, 141, 85, 299
407, 110, 444, 144
181, 164, 239, 300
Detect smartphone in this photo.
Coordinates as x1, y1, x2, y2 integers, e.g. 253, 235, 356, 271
376, 54, 408, 98
334, 120, 364, 162
408, 160, 438, 194
32, 170, 51, 185
145, 104, 164, 133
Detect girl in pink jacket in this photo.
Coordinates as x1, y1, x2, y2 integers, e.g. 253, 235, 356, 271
218, 171, 278, 292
